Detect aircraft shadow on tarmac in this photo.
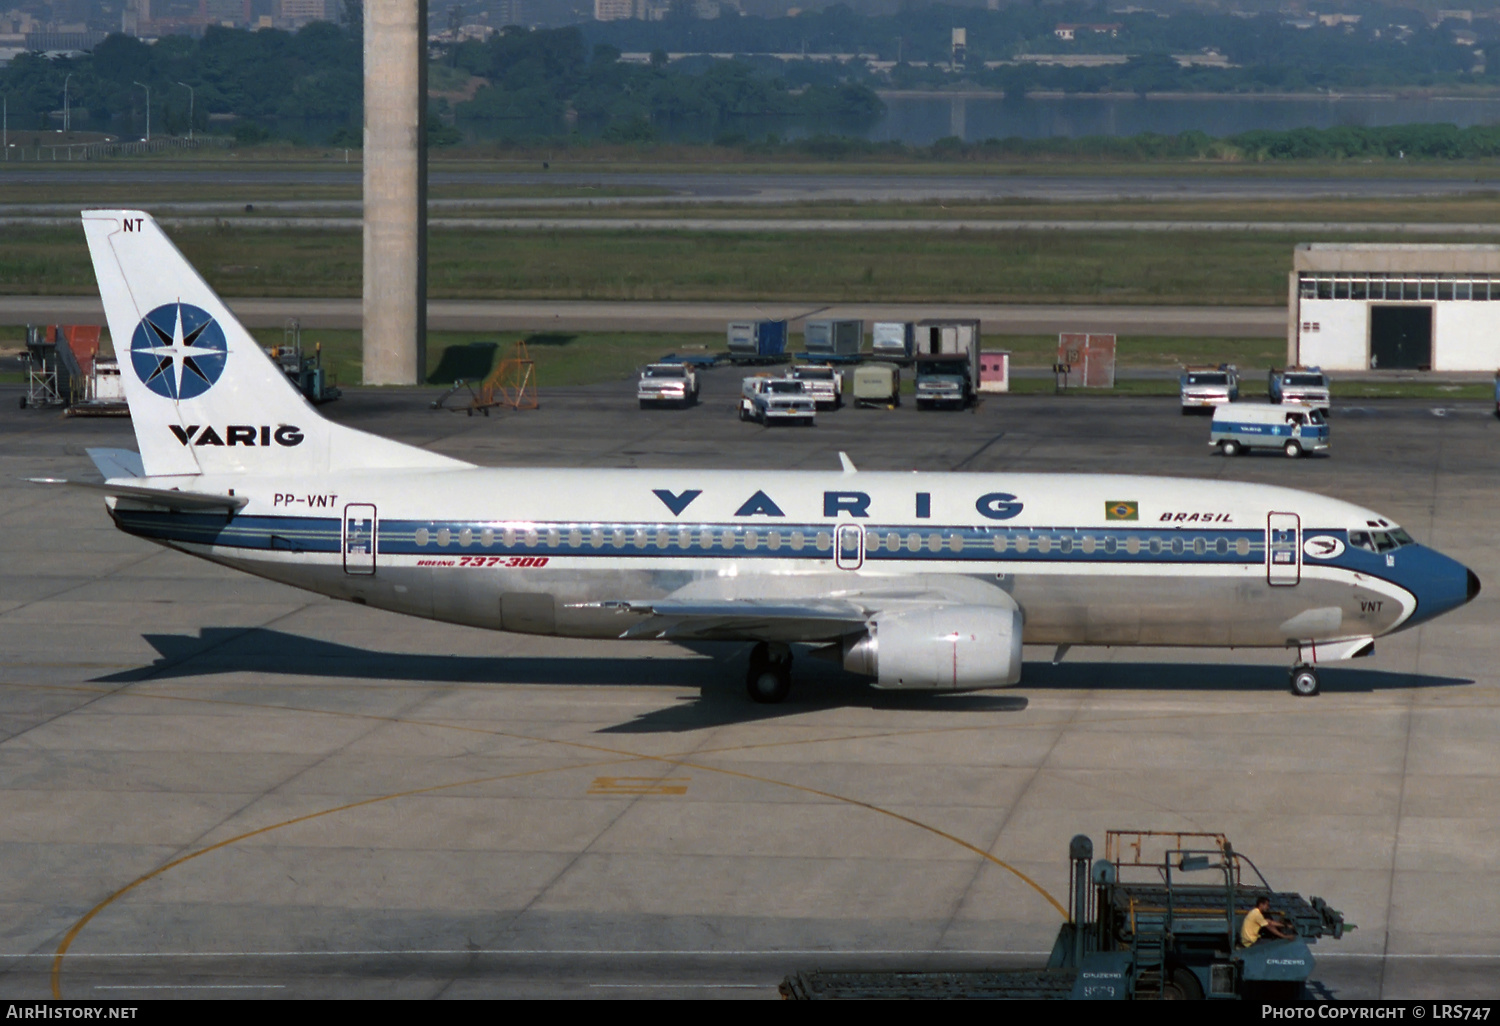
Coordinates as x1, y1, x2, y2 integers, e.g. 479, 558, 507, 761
91, 628, 1471, 734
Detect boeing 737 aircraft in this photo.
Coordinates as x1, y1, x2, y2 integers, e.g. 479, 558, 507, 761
46, 210, 1479, 702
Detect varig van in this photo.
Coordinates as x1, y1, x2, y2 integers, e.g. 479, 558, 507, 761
1211, 402, 1328, 458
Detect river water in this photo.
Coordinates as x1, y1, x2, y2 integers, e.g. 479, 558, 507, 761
868, 93, 1500, 145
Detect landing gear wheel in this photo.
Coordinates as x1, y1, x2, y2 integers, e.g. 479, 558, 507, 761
1290, 665, 1320, 697
1161, 967, 1205, 1001
1220, 439, 1239, 457
1284, 439, 1304, 458
745, 642, 792, 704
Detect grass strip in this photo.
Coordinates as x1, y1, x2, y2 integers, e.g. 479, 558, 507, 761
0, 224, 1320, 303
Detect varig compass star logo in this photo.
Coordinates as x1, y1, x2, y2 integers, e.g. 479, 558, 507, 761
129, 301, 228, 400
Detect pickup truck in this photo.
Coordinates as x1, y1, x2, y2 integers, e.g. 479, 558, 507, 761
789, 364, 842, 409
1268, 366, 1330, 410
740, 376, 816, 426
637, 363, 699, 408
1180, 364, 1239, 415
914, 354, 973, 410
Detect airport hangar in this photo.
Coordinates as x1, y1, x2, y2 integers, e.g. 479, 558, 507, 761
1290, 242, 1500, 372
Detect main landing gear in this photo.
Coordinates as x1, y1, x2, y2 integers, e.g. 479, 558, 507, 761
746, 641, 793, 704
1289, 664, 1320, 697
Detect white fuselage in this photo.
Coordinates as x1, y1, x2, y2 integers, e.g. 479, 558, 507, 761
108, 467, 1459, 653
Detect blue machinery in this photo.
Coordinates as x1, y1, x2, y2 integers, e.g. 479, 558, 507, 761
781, 830, 1352, 1000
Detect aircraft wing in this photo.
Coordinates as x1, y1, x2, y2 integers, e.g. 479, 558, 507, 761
591, 574, 1021, 644
605, 599, 872, 643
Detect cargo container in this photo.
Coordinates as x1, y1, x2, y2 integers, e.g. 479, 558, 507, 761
871, 321, 915, 360
802, 319, 864, 361
726, 320, 787, 364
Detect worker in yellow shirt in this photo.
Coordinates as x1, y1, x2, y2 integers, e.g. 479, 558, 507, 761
1241, 896, 1294, 946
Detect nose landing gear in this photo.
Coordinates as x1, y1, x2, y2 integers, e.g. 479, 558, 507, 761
746, 641, 793, 704
1289, 665, 1320, 697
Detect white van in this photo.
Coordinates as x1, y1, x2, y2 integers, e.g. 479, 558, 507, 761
1210, 402, 1328, 458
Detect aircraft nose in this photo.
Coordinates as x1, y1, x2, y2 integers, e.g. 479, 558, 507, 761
1398, 547, 1480, 625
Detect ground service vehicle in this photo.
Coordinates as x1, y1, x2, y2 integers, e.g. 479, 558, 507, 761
852, 364, 900, 408
637, 363, 699, 408
781, 830, 1352, 1000
789, 364, 842, 408
1180, 365, 1239, 415
740, 376, 816, 425
915, 354, 974, 409
1211, 402, 1328, 458
1269, 367, 1330, 410
58, 211, 1480, 708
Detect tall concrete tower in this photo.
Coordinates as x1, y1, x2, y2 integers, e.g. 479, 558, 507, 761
362, 0, 427, 385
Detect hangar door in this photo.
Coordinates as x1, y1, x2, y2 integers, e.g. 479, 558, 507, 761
1369, 305, 1432, 370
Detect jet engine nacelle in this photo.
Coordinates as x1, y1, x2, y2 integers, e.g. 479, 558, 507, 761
843, 604, 1024, 690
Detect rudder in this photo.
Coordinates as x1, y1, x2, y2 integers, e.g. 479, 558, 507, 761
81, 210, 468, 478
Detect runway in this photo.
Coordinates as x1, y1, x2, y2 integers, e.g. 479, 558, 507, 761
1, 374, 1496, 999
0, 296, 1287, 336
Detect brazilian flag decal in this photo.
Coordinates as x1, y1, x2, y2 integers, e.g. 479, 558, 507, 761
1106, 501, 1139, 521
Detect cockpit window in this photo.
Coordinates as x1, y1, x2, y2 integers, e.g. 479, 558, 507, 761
1349, 529, 1414, 553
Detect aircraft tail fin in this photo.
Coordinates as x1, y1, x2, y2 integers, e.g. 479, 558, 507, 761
80, 210, 469, 478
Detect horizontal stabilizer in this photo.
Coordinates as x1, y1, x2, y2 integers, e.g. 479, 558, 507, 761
28, 477, 248, 512
86, 448, 145, 479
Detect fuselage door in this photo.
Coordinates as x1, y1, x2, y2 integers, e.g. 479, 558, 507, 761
343, 503, 377, 576
1268, 511, 1300, 586
835, 524, 864, 571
